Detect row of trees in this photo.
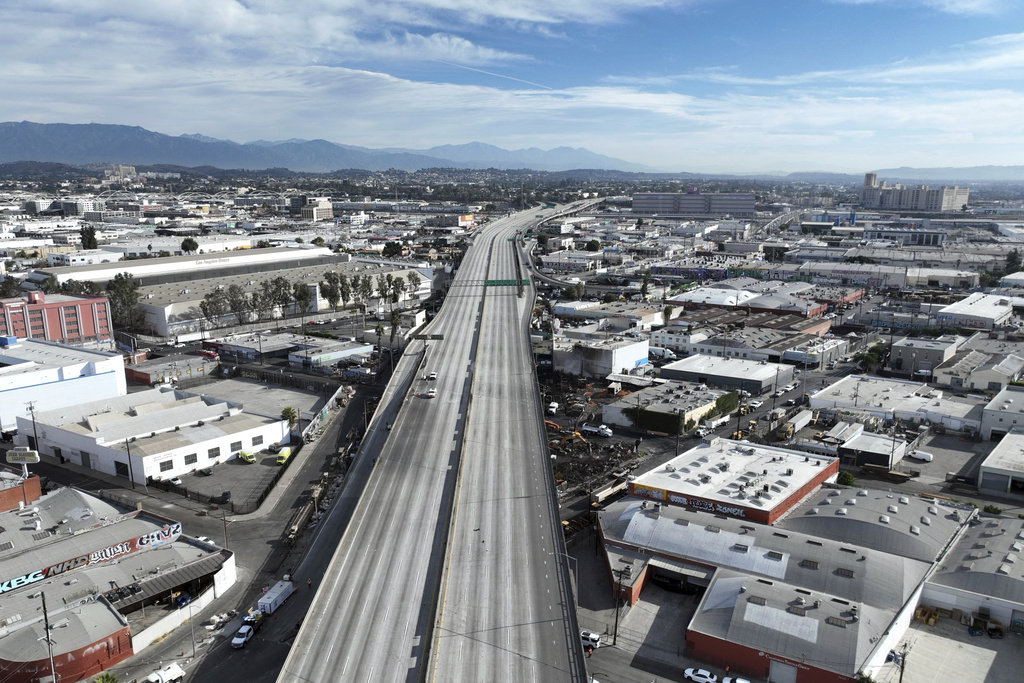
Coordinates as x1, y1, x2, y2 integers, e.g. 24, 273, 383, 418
199, 270, 423, 327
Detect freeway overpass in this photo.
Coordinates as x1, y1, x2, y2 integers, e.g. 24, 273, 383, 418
277, 207, 587, 682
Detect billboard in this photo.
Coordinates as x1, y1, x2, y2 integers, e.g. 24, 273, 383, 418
6, 448, 40, 464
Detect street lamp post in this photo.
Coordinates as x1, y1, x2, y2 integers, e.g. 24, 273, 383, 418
550, 551, 578, 613
675, 407, 682, 455
188, 598, 196, 657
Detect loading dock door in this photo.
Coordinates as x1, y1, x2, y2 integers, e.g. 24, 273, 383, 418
769, 660, 798, 683
980, 472, 1010, 493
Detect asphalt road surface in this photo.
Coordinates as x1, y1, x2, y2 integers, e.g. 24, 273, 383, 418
278, 207, 585, 682
428, 216, 583, 681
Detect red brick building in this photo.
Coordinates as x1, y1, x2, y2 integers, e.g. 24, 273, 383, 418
0, 292, 112, 346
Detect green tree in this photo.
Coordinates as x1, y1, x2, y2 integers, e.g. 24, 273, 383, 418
93, 672, 119, 683
338, 273, 352, 308
295, 237, 304, 244
837, 471, 856, 486
382, 241, 403, 257
200, 287, 229, 325
79, 225, 98, 250
180, 237, 200, 254
376, 274, 389, 304
106, 272, 142, 330
374, 321, 385, 352
271, 276, 293, 313
0, 275, 20, 298
602, 292, 618, 303
226, 284, 249, 325
1007, 249, 1022, 275
663, 304, 674, 321
640, 269, 652, 298
40, 274, 61, 294
281, 407, 298, 429
406, 271, 421, 295
536, 234, 549, 247
255, 240, 273, 249
311, 236, 325, 247
292, 282, 312, 314
585, 239, 601, 252
320, 272, 342, 311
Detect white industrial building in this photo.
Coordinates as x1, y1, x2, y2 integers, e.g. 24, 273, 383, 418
27, 246, 336, 286
552, 336, 649, 379
14, 387, 289, 485
935, 293, 1014, 330
659, 355, 794, 395
981, 385, 1024, 441
810, 375, 986, 433
977, 426, 1024, 494
46, 249, 125, 267
0, 337, 127, 433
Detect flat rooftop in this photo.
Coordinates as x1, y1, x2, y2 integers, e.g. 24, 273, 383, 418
662, 355, 789, 382
809, 375, 929, 411
979, 427, 1024, 475
0, 338, 119, 370
630, 438, 835, 514
606, 381, 726, 416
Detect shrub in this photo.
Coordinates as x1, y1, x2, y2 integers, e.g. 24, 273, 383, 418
837, 471, 856, 486
983, 504, 1003, 515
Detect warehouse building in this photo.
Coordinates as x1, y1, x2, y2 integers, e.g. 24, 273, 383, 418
935, 293, 1014, 331
976, 426, 1024, 493
0, 338, 127, 433
0, 487, 235, 683
13, 387, 288, 485
600, 381, 728, 433
660, 355, 795, 395
628, 437, 839, 524
597, 489, 969, 683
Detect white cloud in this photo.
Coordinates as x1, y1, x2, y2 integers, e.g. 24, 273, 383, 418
829, 0, 1009, 15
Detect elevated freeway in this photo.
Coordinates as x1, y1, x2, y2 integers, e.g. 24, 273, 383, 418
277, 207, 586, 682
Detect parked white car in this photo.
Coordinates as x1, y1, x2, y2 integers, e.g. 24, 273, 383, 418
908, 450, 934, 462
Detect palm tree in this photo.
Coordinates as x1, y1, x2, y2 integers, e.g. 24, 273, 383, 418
93, 673, 119, 683
281, 407, 298, 430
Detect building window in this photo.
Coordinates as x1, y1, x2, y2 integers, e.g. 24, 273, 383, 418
159, 460, 173, 472
115, 461, 129, 477
230, 441, 242, 452
208, 447, 221, 459
252, 435, 264, 447
184, 453, 198, 465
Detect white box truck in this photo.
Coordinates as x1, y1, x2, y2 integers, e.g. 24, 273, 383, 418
258, 580, 295, 614
146, 663, 185, 683
707, 415, 730, 430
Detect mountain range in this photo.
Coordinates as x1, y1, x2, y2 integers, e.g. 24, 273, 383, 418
2, 122, 1023, 181
0, 122, 653, 173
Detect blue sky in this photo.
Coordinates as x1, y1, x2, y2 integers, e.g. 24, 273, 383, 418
2, 0, 1023, 173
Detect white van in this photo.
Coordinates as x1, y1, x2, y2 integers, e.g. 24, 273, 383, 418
581, 630, 601, 651
908, 450, 934, 462
547, 402, 559, 415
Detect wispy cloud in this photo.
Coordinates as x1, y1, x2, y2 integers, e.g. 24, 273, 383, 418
829, 0, 1010, 15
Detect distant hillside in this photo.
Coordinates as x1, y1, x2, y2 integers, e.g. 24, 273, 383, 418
0, 121, 649, 173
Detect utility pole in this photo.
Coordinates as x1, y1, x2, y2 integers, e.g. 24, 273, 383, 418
124, 438, 137, 490
26, 401, 40, 452
41, 591, 58, 683
222, 508, 230, 549
612, 568, 628, 646
898, 641, 910, 683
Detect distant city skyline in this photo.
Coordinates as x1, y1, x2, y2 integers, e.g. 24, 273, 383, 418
2, 0, 1023, 174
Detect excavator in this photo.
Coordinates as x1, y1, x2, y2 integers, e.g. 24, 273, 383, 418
549, 431, 589, 451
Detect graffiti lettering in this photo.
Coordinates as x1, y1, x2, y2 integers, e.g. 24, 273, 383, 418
88, 542, 133, 565
137, 522, 183, 547
0, 570, 46, 595
633, 485, 665, 501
